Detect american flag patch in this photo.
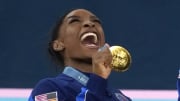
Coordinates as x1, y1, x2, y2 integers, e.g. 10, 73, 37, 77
35, 91, 58, 101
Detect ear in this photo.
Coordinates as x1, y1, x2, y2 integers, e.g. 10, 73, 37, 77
52, 40, 65, 51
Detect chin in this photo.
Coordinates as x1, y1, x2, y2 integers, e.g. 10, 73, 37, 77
86, 50, 97, 55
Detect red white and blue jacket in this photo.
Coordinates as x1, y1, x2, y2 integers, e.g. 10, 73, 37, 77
28, 66, 131, 101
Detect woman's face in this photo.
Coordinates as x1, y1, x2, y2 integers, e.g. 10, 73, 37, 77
58, 9, 105, 63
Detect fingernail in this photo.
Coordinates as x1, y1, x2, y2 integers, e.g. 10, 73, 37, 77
98, 44, 106, 52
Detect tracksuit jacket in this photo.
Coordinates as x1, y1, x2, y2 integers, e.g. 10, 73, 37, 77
28, 66, 131, 101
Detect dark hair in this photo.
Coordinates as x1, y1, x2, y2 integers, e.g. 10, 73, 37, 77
48, 10, 74, 67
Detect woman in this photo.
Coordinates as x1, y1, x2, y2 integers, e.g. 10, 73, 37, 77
28, 8, 131, 101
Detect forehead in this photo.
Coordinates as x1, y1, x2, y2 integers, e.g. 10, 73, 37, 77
65, 9, 96, 19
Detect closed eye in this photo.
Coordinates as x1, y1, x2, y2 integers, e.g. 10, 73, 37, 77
93, 19, 101, 24
69, 18, 80, 24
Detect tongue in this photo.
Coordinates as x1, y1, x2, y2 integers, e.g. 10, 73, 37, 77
82, 36, 95, 44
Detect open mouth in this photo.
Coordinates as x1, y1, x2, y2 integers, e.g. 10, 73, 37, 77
80, 32, 99, 48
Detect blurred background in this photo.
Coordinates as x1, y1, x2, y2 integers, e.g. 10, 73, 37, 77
0, 0, 180, 101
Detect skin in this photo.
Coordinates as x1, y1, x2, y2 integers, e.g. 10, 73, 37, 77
53, 9, 112, 79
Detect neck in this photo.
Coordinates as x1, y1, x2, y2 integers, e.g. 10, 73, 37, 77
64, 58, 93, 73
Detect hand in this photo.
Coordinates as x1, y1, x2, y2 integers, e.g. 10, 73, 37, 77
92, 43, 113, 79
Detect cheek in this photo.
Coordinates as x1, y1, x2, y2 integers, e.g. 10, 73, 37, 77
64, 43, 78, 57
63, 29, 80, 45
66, 24, 81, 34
98, 28, 105, 44
64, 38, 79, 49
64, 36, 81, 53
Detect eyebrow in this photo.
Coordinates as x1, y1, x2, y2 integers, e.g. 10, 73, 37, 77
67, 16, 80, 20
67, 15, 99, 20
90, 15, 99, 19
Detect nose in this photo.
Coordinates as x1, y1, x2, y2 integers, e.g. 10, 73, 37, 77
83, 20, 95, 27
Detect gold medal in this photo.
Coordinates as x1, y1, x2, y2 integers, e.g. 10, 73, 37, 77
110, 46, 132, 72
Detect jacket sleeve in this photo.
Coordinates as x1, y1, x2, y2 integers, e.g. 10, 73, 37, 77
76, 74, 131, 101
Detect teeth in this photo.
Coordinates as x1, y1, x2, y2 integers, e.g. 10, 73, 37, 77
81, 32, 97, 43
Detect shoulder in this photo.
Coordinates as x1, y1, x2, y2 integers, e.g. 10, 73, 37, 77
31, 78, 58, 96
29, 74, 76, 101
31, 74, 73, 96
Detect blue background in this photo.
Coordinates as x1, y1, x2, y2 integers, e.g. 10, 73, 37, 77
0, 0, 180, 90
